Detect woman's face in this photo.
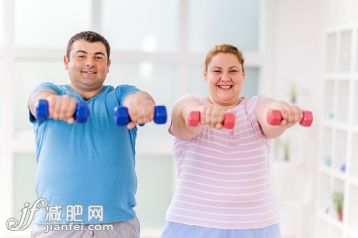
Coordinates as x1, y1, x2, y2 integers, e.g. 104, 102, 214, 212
204, 53, 245, 107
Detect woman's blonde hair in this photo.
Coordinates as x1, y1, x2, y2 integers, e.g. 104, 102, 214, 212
204, 44, 245, 73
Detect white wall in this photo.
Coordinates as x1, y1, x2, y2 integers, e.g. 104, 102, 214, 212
264, 0, 358, 237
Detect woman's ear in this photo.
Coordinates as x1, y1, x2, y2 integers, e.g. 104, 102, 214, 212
204, 70, 207, 81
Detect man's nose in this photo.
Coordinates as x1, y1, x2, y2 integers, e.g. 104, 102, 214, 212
85, 58, 95, 67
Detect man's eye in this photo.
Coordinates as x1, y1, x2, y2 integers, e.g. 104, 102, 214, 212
77, 55, 86, 58
230, 70, 238, 73
213, 70, 221, 73
96, 56, 104, 60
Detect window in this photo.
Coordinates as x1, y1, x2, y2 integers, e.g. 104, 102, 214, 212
189, 0, 261, 53
14, 59, 67, 134
14, 0, 91, 48
102, 0, 179, 52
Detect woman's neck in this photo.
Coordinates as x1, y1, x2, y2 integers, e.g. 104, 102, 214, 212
206, 96, 242, 109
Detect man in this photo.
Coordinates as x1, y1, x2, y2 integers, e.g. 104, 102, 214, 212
28, 31, 155, 238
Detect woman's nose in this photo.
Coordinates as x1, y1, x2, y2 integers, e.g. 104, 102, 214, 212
221, 73, 230, 81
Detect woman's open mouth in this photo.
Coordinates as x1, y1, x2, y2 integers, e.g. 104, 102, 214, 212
217, 85, 233, 90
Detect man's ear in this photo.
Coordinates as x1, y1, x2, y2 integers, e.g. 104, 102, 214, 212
107, 59, 111, 73
64, 55, 69, 70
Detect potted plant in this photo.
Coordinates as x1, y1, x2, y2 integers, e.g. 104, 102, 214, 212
332, 191, 344, 222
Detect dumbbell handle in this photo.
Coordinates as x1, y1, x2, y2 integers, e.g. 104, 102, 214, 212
35, 99, 90, 123
188, 111, 235, 129
267, 109, 313, 127
114, 105, 167, 126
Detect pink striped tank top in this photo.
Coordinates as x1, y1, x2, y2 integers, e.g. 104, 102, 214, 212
166, 96, 278, 229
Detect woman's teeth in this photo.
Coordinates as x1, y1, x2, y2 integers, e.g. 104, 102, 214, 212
218, 85, 232, 89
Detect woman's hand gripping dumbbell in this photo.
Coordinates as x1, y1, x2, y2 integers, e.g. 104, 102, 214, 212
36, 97, 90, 123
267, 109, 313, 127
188, 111, 235, 129
114, 105, 167, 127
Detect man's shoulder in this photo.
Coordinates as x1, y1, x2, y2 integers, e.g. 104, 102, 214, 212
113, 84, 139, 95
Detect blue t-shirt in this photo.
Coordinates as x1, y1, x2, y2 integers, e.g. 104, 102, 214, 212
30, 82, 139, 224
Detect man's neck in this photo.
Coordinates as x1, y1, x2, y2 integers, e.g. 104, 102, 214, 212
70, 85, 103, 100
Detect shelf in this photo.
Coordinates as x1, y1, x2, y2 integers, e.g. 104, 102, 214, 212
333, 129, 348, 172
318, 173, 331, 215
318, 212, 344, 230
347, 185, 358, 232
318, 26, 358, 238
325, 32, 337, 73
354, 81, 358, 125
323, 80, 335, 120
320, 166, 346, 181
336, 80, 350, 123
338, 29, 353, 73
321, 127, 333, 167
351, 133, 358, 180
321, 120, 350, 131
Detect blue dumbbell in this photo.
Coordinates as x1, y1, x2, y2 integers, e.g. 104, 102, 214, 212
114, 105, 167, 126
36, 99, 90, 123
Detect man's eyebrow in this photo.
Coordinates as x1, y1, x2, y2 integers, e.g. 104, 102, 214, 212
94, 52, 106, 57
74, 51, 106, 57
75, 50, 88, 54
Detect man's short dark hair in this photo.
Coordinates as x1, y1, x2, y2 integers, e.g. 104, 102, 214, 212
66, 31, 110, 60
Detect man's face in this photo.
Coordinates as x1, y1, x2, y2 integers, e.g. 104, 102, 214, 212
64, 40, 111, 93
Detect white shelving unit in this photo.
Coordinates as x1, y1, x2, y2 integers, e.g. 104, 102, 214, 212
316, 25, 358, 238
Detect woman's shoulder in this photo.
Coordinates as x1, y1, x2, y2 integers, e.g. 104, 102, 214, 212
174, 94, 207, 105
241, 95, 266, 107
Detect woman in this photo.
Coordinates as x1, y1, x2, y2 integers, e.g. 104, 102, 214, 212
162, 44, 305, 238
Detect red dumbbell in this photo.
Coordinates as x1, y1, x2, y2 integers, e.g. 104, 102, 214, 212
188, 111, 236, 129
267, 109, 313, 127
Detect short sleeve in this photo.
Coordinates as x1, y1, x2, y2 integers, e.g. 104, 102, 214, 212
244, 95, 265, 135
115, 84, 140, 104
29, 82, 63, 123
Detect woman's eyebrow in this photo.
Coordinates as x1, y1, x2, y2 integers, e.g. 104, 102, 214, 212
211, 66, 222, 69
